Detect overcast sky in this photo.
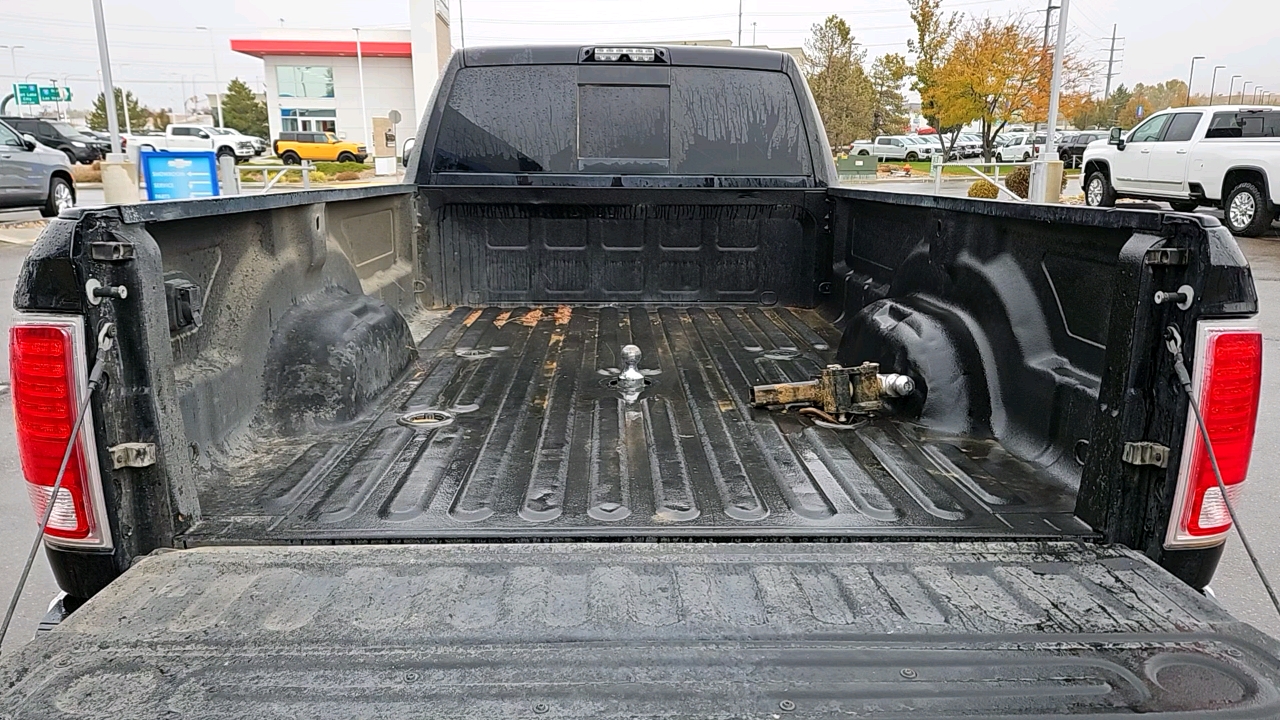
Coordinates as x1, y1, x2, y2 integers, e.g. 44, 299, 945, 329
4, 0, 1279, 114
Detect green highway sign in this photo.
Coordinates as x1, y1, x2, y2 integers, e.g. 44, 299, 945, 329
13, 84, 39, 105
37, 86, 70, 102
11, 84, 70, 105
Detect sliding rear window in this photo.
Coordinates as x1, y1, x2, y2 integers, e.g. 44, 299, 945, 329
432, 65, 812, 176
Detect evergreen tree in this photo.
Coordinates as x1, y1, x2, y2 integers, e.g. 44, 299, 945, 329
87, 88, 148, 132
869, 53, 911, 136
802, 16, 876, 147
220, 78, 268, 138
149, 108, 172, 131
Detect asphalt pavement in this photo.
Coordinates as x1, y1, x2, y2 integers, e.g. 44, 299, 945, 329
0, 182, 1278, 650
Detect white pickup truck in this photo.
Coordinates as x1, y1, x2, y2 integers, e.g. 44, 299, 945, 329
133, 123, 257, 162
849, 135, 935, 162
1083, 105, 1280, 235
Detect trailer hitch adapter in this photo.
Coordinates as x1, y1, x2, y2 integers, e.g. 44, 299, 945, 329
750, 362, 915, 416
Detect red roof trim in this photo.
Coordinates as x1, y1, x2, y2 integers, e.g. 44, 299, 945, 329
230, 39, 412, 58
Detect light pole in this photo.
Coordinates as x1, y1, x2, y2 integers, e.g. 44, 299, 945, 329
354, 27, 370, 153
1030, 0, 1069, 203
164, 73, 186, 115
89, 1, 121, 155
1228, 75, 1241, 105
1, 45, 25, 116
1208, 65, 1225, 104
751, 22, 757, 46
196, 26, 222, 126
1241, 81, 1252, 104
1185, 56, 1204, 105
1255, 88, 1265, 104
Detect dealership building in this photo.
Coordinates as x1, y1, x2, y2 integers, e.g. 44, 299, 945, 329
231, 1, 451, 147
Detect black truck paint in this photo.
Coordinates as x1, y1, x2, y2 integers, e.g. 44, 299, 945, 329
3, 46, 1276, 716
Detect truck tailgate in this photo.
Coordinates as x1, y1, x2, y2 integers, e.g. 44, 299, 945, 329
4, 542, 1280, 717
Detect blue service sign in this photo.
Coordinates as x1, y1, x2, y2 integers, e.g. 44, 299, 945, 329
140, 150, 220, 201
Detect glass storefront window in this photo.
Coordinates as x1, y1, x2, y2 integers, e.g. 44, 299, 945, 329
276, 66, 334, 98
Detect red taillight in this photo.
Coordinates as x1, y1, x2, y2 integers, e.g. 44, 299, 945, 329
9, 316, 111, 548
1165, 321, 1263, 548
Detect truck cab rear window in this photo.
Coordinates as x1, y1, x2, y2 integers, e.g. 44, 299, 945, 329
1206, 111, 1280, 138
432, 65, 811, 176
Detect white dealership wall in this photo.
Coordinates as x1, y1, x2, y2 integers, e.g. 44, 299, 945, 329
261, 52, 416, 145
233, 24, 449, 151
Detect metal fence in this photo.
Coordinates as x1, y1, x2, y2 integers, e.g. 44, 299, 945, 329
929, 159, 1034, 201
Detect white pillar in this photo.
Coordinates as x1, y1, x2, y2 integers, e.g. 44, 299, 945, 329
410, 0, 451, 127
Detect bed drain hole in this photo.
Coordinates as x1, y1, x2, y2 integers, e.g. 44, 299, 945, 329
397, 410, 455, 429
607, 378, 653, 387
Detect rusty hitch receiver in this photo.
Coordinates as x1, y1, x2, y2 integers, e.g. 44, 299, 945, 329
750, 362, 915, 416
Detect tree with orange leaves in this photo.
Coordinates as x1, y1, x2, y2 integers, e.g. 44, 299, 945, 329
924, 15, 1092, 162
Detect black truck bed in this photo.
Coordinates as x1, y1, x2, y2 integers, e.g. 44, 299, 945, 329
184, 305, 1091, 544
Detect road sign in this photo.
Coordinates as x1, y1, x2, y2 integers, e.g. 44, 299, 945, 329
388, 109, 402, 124
12, 84, 39, 105
140, 150, 220, 201
1136, 105, 1144, 119
35, 86, 70, 102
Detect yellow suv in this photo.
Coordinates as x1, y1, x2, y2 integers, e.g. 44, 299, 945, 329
273, 132, 368, 164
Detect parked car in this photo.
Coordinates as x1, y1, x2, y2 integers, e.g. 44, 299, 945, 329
0, 116, 108, 164
954, 133, 983, 158
210, 126, 267, 155
133, 124, 256, 162
996, 133, 1043, 162
1084, 105, 1280, 235
915, 134, 957, 161
0, 119, 75, 216
850, 135, 930, 161
1057, 131, 1105, 168
5, 45, 1280, 716
273, 131, 368, 164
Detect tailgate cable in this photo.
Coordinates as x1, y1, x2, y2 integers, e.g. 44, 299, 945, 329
1166, 325, 1280, 618
0, 323, 114, 652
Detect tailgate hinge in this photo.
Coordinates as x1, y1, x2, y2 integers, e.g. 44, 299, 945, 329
1122, 441, 1170, 469
1144, 247, 1188, 266
89, 240, 136, 262
109, 442, 157, 469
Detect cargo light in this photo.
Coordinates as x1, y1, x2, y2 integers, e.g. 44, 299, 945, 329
1165, 320, 1262, 549
591, 47, 657, 62
9, 315, 112, 549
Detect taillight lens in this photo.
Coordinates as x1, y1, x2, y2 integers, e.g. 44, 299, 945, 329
9, 315, 111, 548
1165, 321, 1263, 548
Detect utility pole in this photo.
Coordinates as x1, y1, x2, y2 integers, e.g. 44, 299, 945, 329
1, 46, 25, 117
1037, 0, 1059, 133
1103, 25, 1119, 100
1042, 0, 1060, 50
738, 0, 743, 46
